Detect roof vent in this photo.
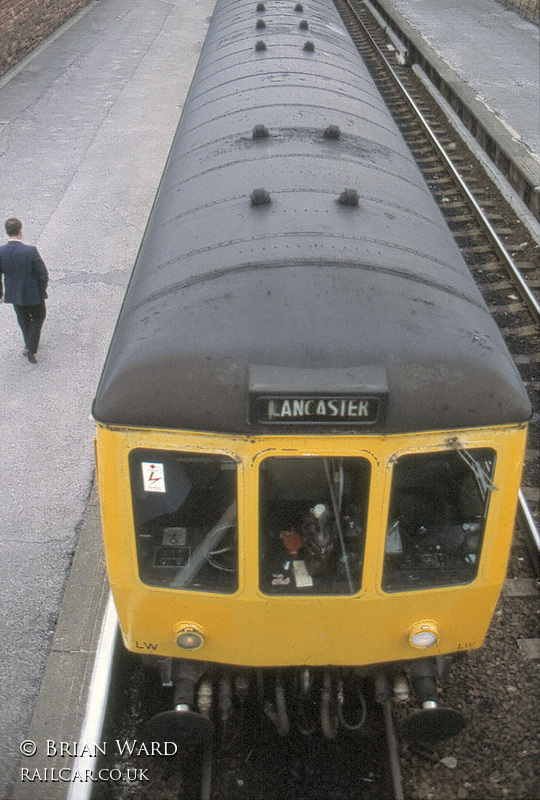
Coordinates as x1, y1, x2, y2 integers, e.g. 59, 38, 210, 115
324, 125, 341, 140
299, 19, 309, 29
303, 40, 315, 51
256, 18, 266, 28
255, 40, 267, 51
256, 2, 266, 10
295, 3, 304, 11
250, 188, 272, 206
338, 189, 360, 207
253, 125, 270, 139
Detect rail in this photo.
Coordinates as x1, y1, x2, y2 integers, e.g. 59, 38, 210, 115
342, 0, 540, 323
518, 490, 540, 577
365, 0, 540, 219
338, 0, 540, 578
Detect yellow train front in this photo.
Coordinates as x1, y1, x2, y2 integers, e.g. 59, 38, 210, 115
93, 0, 531, 750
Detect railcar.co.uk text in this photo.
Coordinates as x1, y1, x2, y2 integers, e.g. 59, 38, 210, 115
19, 740, 176, 783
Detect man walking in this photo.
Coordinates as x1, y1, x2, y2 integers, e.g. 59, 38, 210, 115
0, 218, 49, 364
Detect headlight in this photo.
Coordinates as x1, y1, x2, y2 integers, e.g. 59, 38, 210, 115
407, 621, 439, 649
175, 623, 206, 650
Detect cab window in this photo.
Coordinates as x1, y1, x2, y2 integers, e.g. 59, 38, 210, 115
259, 456, 370, 595
382, 447, 496, 592
129, 449, 237, 592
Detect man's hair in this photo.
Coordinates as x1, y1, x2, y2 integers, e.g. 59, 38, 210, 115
5, 218, 22, 237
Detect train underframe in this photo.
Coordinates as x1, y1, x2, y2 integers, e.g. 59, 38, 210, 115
148, 653, 466, 748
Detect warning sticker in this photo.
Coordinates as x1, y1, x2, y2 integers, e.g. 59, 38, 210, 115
141, 462, 166, 493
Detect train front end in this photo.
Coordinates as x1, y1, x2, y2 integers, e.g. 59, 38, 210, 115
95, 411, 527, 673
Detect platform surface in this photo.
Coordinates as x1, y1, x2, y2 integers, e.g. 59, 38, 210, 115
0, 1, 214, 796
384, 0, 539, 158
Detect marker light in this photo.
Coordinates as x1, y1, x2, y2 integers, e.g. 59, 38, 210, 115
175, 623, 206, 650
407, 621, 439, 649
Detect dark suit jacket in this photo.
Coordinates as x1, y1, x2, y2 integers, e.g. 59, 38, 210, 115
0, 240, 49, 306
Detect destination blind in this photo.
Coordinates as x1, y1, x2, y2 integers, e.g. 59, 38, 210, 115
252, 395, 381, 425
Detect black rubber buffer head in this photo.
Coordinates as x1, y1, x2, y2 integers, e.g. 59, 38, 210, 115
147, 709, 214, 746
399, 707, 467, 743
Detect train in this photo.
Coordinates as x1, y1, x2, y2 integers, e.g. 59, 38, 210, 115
92, 0, 531, 768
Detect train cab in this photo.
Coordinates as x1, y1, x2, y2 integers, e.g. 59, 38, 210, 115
94, 394, 528, 670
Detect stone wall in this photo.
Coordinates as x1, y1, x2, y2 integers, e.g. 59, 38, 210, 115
0, 0, 94, 78
495, 0, 539, 23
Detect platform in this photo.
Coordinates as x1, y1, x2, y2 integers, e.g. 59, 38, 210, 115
380, 0, 539, 161
0, 1, 215, 797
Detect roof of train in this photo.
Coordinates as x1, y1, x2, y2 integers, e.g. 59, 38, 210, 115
93, 0, 531, 434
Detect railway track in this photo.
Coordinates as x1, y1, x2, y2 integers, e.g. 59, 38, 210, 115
331, 1, 540, 797
336, 0, 540, 552
80, 649, 405, 800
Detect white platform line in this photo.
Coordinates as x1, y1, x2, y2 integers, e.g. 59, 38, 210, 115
66, 592, 118, 800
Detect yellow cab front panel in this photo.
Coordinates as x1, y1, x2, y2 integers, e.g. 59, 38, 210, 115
95, 422, 527, 667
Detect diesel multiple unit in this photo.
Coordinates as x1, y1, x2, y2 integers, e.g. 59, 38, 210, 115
93, 0, 531, 756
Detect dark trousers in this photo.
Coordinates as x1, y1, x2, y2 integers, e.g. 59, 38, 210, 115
13, 302, 47, 354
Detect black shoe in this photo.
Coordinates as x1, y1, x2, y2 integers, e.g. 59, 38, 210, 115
24, 350, 38, 364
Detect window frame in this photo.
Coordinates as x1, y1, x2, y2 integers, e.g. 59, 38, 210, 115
256, 451, 373, 598
128, 446, 240, 594
380, 444, 497, 594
